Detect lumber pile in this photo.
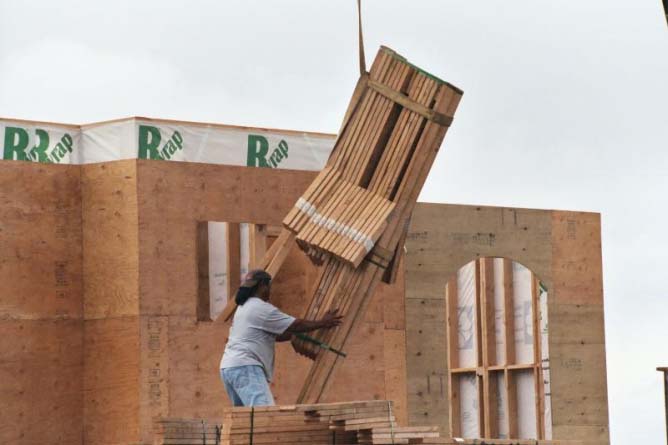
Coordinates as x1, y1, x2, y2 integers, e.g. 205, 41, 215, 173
220, 400, 446, 445
216, 401, 577, 445
219, 45, 462, 402
154, 418, 221, 445
287, 46, 463, 402
283, 46, 460, 269
154, 402, 580, 445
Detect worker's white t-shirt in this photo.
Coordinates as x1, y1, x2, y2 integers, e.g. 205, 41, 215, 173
220, 297, 295, 382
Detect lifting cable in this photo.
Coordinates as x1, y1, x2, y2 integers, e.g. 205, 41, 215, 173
357, 0, 367, 75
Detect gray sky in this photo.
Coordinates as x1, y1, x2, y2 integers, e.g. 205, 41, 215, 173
1, 0, 667, 443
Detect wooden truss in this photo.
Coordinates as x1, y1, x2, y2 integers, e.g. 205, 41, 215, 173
219, 46, 463, 403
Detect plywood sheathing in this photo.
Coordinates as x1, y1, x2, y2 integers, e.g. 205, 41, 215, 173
0, 162, 82, 319
0, 159, 606, 444
80, 160, 142, 444
0, 319, 83, 444
83, 317, 140, 444
550, 212, 608, 443
405, 203, 609, 444
82, 161, 140, 319
0, 161, 83, 444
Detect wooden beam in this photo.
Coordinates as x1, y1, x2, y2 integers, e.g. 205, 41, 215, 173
473, 260, 485, 436
477, 373, 485, 438
249, 224, 268, 269
481, 258, 497, 438
503, 259, 518, 438
227, 223, 241, 304
481, 258, 497, 366
196, 222, 210, 321
505, 368, 519, 439
503, 259, 515, 365
532, 274, 545, 439
264, 229, 296, 277
446, 277, 460, 437
220, 228, 296, 322
474, 260, 483, 368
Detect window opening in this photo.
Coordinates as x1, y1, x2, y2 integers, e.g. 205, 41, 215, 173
445, 257, 552, 440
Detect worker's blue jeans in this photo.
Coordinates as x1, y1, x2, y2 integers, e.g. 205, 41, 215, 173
220, 365, 275, 407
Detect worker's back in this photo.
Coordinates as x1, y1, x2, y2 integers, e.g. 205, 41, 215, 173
220, 296, 295, 382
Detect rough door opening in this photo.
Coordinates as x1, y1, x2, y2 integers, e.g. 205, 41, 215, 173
196, 222, 282, 321
445, 257, 552, 440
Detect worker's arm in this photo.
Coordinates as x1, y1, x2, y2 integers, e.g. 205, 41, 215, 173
275, 309, 343, 342
284, 308, 343, 334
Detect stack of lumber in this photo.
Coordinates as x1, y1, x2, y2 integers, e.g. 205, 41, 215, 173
154, 418, 221, 445
156, 402, 577, 445
283, 46, 459, 270
357, 426, 439, 444
288, 46, 463, 402
285, 166, 396, 267
219, 45, 462, 402
221, 400, 449, 445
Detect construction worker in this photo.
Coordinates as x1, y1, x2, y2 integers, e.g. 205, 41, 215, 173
220, 269, 343, 407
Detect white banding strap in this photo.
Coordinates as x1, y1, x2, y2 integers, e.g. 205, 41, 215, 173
296, 197, 316, 218
295, 199, 375, 252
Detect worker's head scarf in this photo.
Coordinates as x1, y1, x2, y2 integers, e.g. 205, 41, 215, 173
235, 269, 272, 305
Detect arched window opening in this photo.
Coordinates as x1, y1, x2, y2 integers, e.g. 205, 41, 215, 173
445, 257, 551, 440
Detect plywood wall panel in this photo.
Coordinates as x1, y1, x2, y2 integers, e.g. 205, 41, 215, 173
549, 343, 609, 426
139, 316, 170, 444
83, 317, 140, 445
382, 255, 406, 330
321, 321, 387, 403
549, 211, 608, 441
0, 162, 83, 444
552, 424, 610, 445
166, 316, 228, 423
0, 161, 82, 319
137, 214, 198, 316
551, 212, 603, 305
136, 161, 315, 224
407, 204, 553, 290
0, 319, 83, 444
404, 297, 448, 429
81, 161, 139, 319
549, 303, 606, 345
384, 328, 408, 425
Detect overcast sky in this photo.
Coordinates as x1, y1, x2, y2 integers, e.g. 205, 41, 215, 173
1, 1, 667, 443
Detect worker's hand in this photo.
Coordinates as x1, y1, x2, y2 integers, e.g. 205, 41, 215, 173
291, 337, 318, 360
319, 308, 343, 329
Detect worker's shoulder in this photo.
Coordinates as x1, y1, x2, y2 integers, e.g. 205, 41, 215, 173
245, 297, 277, 312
